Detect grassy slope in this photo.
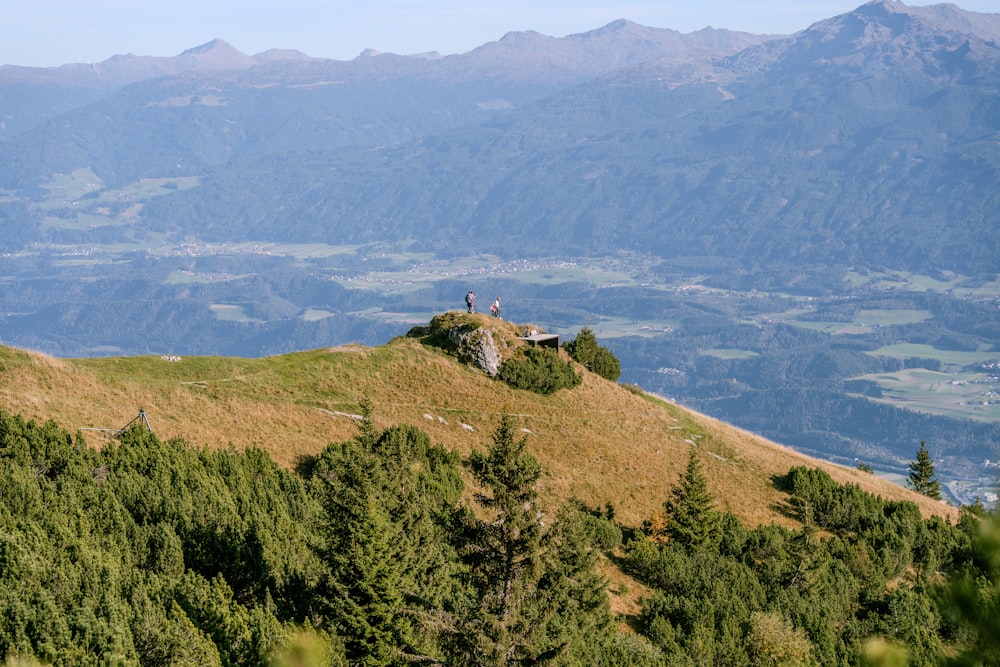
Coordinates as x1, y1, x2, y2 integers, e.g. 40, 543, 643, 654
0, 313, 958, 529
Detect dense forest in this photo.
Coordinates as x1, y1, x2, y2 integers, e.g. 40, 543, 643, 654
1, 405, 998, 666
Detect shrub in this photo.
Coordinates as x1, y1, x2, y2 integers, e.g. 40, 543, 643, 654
584, 514, 624, 551
499, 347, 581, 394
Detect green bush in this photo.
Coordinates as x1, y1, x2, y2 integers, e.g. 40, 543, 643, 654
499, 346, 582, 394
584, 513, 624, 551
602, 632, 667, 666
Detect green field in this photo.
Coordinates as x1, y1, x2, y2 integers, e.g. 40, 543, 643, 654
702, 348, 759, 360
347, 307, 439, 327
38, 168, 105, 202
40, 213, 109, 230
868, 343, 1000, 368
301, 308, 335, 321
101, 176, 200, 200
165, 270, 250, 285
780, 320, 871, 335
210, 304, 252, 322
266, 243, 365, 259
844, 268, 1000, 301
553, 317, 678, 339
843, 268, 967, 292
39, 171, 199, 205
334, 253, 649, 291
851, 368, 1000, 422
337, 274, 431, 295
779, 309, 934, 335
856, 309, 932, 325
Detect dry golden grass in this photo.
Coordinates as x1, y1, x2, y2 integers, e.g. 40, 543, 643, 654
0, 317, 959, 531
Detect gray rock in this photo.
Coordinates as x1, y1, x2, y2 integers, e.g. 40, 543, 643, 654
449, 326, 502, 377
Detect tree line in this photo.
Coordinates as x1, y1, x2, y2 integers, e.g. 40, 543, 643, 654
0, 405, 997, 665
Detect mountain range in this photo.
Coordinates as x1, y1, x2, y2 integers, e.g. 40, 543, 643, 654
1, 0, 997, 276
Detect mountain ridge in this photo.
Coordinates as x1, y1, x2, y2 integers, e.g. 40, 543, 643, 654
0, 20, 769, 140
0, 313, 958, 528
5, 0, 992, 273
750, 0, 1000, 75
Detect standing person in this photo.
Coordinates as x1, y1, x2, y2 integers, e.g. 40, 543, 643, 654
465, 291, 475, 313
491, 296, 501, 319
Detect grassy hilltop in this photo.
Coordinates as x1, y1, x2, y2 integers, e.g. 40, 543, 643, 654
0, 311, 956, 528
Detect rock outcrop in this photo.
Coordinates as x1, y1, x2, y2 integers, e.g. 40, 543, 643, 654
412, 312, 531, 377
448, 326, 502, 377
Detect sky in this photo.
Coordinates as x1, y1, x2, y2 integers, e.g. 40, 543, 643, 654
2, 0, 999, 68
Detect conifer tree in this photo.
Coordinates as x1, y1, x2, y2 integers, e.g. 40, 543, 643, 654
451, 415, 613, 664
355, 395, 379, 450
455, 415, 544, 665
937, 510, 1000, 666
907, 441, 942, 500
664, 447, 721, 549
312, 422, 465, 665
563, 326, 621, 382
314, 445, 410, 665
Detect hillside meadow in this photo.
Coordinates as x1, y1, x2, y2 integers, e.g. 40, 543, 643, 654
0, 313, 957, 529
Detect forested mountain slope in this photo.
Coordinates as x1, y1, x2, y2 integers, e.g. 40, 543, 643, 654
3, 313, 998, 666
0, 22, 764, 188
134, 0, 998, 276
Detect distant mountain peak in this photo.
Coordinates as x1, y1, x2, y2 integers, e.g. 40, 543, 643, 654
863, 0, 906, 9
174, 38, 256, 70
570, 19, 672, 40
497, 29, 545, 43
726, 0, 1000, 76
834, 0, 1000, 40
251, 48, 312, 64
178, 38, 239, 57
589, 18, 638, 34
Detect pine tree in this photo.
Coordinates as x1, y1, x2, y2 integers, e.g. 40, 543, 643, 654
907, 441, 942, 500
563, 326, 621, 382
564, 327, 601, 367
312, 423, 465, 665
937, 511, 1000, 666
664, 448, 720, 549
451, 415, 613, 664
456, 415, 544, 665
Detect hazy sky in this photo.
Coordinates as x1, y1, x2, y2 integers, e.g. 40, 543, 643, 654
3, 0, 999, 67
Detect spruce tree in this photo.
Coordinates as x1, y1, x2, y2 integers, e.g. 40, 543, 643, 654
451, 415, 613, 664
937, 511, 1000, 666
907, 441, 942, 500
664, 447, 721, 549
456, 415, 544, 665
314, 444, 410, 665
564, 326, 621, 382
312, 423, 465, 665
